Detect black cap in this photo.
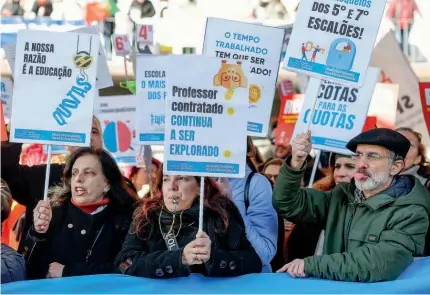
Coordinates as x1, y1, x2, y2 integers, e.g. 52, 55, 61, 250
346, 128, 410, 159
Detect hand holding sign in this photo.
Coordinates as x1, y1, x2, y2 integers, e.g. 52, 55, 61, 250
291, 131, 312, 170
33, 200, 52, 233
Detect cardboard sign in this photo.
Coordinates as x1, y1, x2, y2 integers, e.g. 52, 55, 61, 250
136, 24, 154, 45
367, 83, 399, 129
293, 67, 380, 154
284, 0, 387, 86
1, 77, 13, 124
135, 55, 167, 145
203, 18, 285, 137
95, 95, 138, 166
371, 31, 429, 147
164, 55, 249, 178
276, 94, 304, 146
10, 30, 99, 146
112, 34, 132, 56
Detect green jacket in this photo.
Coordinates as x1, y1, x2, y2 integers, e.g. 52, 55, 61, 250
273, 157, 430, 282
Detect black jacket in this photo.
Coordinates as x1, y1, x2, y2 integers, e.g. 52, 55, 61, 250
1, 143, 63, 252
21, 200, 132, 279
115, 202, 262, 278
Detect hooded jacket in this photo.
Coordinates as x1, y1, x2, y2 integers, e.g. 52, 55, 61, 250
273, 156, 430, 282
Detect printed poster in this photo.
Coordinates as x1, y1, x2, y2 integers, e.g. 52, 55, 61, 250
284, 0, 387, 86
293, 67, 380, 154
10, 30, 99, 146
164, 55, 249, 178
95, 95, 138, 166
276, 94, 304, 146
419, 82, 430, 136
367, 83, 399, 130
4, 26, 113, 90
203, 18, 285, 137
1, 77, 13, 124
371, 31, 429, 147
136, 55, 167, 145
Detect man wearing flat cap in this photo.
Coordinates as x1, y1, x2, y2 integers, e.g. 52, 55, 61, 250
273, 128, 430, 282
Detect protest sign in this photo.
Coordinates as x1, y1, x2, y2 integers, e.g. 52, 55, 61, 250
1, 105, 7, 141
136, 55, 167, 145
10, 30, 99, 146
278, 24, 293, 61
43, 145, 68, 155
4, 26, 113, 90
419, 82, 430, 136
1, 77, 13, 124
203, 18, 285, 137
279, 79, 295, 97
95, 95, 138, 166
276, 94, 304, 146
73, 26, 112, 90
367, 83, 398, 129
136, 25, 154, 45
164, 55, 249, 178
371, 31, 429, 147
284, 0, 387, 87
112, 34, 132, 56
293, 67, 380, 154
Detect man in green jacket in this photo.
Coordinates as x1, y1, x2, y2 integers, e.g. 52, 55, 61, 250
273, 128, 430, 282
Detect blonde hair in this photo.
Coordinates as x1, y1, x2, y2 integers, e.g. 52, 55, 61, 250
1, 179, 13, 223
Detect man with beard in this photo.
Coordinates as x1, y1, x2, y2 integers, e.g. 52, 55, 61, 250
273, 128, 430, 282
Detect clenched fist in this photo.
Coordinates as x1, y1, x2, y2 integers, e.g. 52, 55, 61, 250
290, 131, 312, 170
33, 200, 52, 233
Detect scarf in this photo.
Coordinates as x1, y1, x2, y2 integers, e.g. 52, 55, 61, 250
71, 197, 110, 214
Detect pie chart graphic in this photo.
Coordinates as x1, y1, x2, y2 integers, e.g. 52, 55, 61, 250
103, 121, 132, 153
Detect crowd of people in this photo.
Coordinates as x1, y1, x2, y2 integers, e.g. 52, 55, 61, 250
1, 114, 429, 284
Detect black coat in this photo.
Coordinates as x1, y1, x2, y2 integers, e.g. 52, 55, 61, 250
21, 200, 132, 279
115, 202, 262, 278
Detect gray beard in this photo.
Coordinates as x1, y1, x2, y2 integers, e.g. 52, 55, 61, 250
355, 171, 390, 192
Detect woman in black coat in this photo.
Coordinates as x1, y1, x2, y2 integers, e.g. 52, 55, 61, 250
21, 148, 138, 279
115, 169, 262, 278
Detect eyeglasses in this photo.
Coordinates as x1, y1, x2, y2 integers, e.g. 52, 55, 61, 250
351, 152, 390, 162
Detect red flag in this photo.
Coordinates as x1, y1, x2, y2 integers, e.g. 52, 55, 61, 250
1, 105, 8, 141
419, 82, 430, 136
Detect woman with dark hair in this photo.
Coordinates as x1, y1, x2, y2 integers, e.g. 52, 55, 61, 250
227, 137, 278, 273
396, 127, 430, 189
21, 148, 138, 279
115, 170, 262, 278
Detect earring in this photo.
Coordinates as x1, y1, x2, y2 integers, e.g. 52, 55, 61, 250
104, 186, 110, 194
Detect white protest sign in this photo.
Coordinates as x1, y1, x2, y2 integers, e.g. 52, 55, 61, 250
371, 30, 430, 147
1, 77, 13, 124
164, 55, 249, 178
203, 18, 285, 137
44, 145, 68, 155
4, 26, 113, 90
136, 55, 167, 145
95, 95, 138, 166
112, 34, 132, 56
136, 24, 154, 45
3, 44, 16, 75
283, 0, 387, 87
293, 67, 380, 154
10, 30, 99, 146
73, 26, 113, 90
